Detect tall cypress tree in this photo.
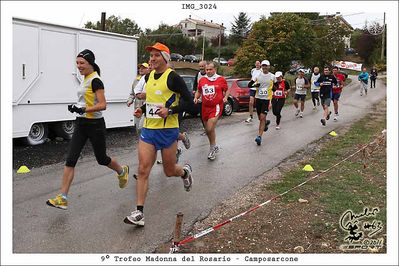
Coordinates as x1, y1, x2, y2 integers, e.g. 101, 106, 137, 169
230, 12, 251, 45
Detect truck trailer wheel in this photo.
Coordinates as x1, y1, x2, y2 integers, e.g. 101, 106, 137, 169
25, 123, 48, 145
53, 121, 75, 140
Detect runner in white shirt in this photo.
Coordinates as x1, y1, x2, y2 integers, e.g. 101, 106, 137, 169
247, 60, 275, 146
310, 67, 321, 110
245, 61, 262, 123
293, 69, 310, 118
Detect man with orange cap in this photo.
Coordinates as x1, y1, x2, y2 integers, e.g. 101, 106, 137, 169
124, 42, 194, 226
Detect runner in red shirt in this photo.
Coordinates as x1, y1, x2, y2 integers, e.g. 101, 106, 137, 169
194, 62, 229, 160
332, 66, 345, 121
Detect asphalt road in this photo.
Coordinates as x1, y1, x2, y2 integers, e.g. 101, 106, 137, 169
12, 77, 386, 253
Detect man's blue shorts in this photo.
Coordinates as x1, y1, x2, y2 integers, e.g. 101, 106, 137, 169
140, 128, 179, 151
249, 89, 256, 97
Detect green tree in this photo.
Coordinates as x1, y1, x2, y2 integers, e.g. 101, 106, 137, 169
84, 15, 141, 36
233, 40, 267, 77
310, 17, 352, 68
230, 12, 251, 45
144, 24, 196, 56
234, 13, 315, 77
270, 12, 320, 20
354, 23, 385, 65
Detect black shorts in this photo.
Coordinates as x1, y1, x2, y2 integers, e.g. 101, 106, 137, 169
294, 94, 306, 102
321, 98, 331, 107
249, 89, 256, 97
255, 99, 270, 116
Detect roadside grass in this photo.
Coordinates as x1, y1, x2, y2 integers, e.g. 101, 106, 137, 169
169, 98, 386, 254
267, 101, 386, 238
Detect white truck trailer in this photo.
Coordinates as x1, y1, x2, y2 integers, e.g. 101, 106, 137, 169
13, 17, 137, 145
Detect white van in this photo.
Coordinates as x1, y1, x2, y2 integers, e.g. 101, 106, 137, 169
13, 17, 137, 145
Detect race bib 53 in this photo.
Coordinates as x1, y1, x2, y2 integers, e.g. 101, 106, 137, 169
203, 85, 216, 96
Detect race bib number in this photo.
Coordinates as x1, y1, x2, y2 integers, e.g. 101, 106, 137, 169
146, 102, 164, 119
296, 86, 304, 91
274, 90, 283, 97
258, 87, 268, 96
203, 85, 216, 96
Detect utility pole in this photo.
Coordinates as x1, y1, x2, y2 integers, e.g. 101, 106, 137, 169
101, 12, 106, 31
218, 23, 223, 65
202, 31, 206, 61
380, 12, 385, 61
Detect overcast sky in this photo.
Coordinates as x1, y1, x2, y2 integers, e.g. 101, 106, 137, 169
3, 1, 388, 33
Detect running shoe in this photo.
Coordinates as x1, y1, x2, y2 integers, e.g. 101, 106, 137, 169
326, 111, 332, 120
118, 165, 129, 188
313, 106, 317, 110
176, 147, 183, 163
295, 109, 300, 117
365, 89, 368, 95
207, 148, 216, 161
264, 119, 271, 132
182, 132, 191, 149
124, 210, 145, 226
255, 136, 262, 146
276, 125, 281, 130
320, 118, 326, 126
334, 113, 339, 122
299, 112, 303, 118
182, 164, 193, 191
214, 145, 220, 153
46, 194, 68, 210
245, 117, 253, 123
360, 92, 363, 96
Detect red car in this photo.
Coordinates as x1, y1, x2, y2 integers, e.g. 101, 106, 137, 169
227, 58, 235, 66
226, 78, 251, 111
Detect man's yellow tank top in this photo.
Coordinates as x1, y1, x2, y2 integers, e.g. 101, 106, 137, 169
144, 68, 180, 129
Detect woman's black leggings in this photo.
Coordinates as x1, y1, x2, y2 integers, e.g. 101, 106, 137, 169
65, 117, 111, 167
271, 98, 285, 125
370, 78, 376, 88
311, 91, 320, 106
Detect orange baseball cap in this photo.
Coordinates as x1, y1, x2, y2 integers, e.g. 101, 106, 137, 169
145, 42, 170, 55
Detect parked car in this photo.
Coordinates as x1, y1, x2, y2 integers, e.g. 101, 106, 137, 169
180, 74, 233, 117
227, 58, 236, 66
183, 55, 199, 63
181, 75, 200, 117
170, 53, 183, 61
226, 78, 251, 112
288, 66, 302, 74
213, 57, 228, 66
345, 48, 357, 55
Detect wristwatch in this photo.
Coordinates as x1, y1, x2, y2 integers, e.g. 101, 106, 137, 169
168, 109, 173, 115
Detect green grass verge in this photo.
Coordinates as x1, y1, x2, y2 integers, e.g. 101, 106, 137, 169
268, 103, 386, 226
